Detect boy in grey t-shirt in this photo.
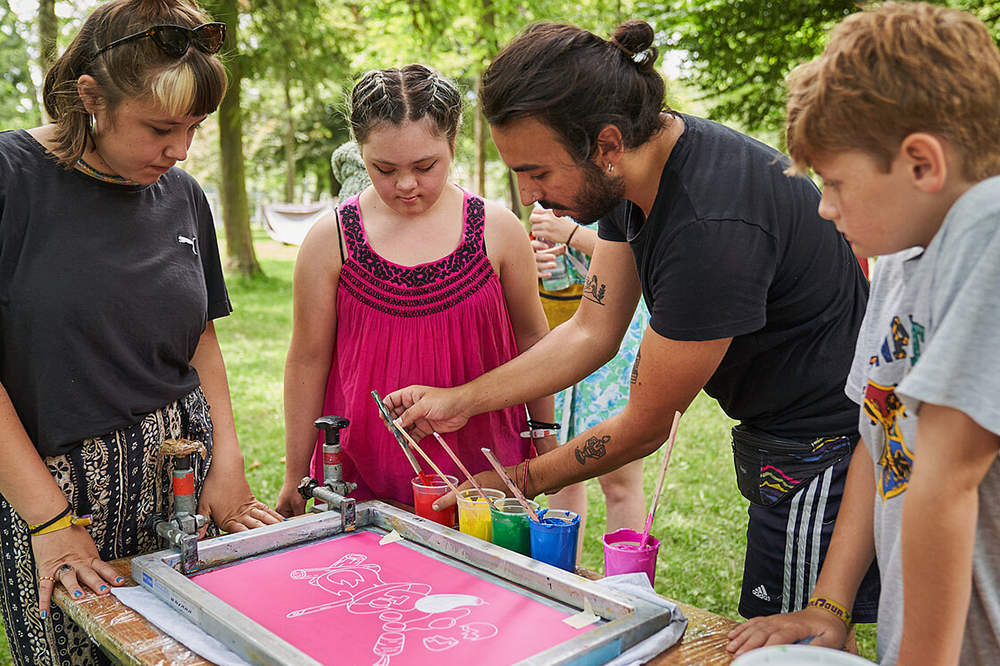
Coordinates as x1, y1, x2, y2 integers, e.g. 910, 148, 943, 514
727, 4, 1000, 664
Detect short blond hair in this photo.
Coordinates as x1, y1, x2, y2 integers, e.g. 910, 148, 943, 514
786, 2, 1000, 181
44, 0, 226, 168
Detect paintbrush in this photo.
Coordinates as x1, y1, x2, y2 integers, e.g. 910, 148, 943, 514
392, 420, 463, 498
480, 448, 540, 522
432, 432, 496, 510
640, 410, 682, 549
370, 390, 430, 485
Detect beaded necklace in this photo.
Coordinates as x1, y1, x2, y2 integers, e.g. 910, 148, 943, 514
75, 158, 138, 186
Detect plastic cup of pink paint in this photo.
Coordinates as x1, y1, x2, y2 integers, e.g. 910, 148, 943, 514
602, 528, 660, 585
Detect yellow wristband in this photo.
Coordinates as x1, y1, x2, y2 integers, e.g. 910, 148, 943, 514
807, 596, 853, 628
31, 513, 93, 537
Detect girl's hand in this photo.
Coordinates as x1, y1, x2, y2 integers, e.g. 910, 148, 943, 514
276, 479, 308, 519
531, 239, 566, 278
33, 526, 124, 618
530, 208, 576, 244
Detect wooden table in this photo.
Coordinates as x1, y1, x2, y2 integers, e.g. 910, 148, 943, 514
54, 560, 736, 666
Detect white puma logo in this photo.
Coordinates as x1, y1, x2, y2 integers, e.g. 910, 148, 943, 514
177, 235, 198, 255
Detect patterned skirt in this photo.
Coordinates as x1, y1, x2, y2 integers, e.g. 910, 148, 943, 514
0, 388, 215, 666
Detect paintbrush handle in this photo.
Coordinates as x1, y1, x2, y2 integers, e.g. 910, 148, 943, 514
481, 448, 540, 522
641, 410, 682, 548
394, 422, 462, 497
432, 433, 495, 508
371, 390, 426, 479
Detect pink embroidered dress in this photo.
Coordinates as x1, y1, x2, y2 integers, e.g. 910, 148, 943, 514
310, 190, 532, 504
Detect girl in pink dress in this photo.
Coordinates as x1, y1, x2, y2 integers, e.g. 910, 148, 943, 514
277, 65, 554, 513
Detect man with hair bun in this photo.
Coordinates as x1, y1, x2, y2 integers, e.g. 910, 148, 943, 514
388, 20, 877, 625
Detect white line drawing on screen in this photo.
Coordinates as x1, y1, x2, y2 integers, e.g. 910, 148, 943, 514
288, 554, 497, 665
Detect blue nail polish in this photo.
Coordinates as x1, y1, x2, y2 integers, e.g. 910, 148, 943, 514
115, 577, 124, 584
73, 590, 82, 598
40, 610, 47, 619
99, 585, 108, 592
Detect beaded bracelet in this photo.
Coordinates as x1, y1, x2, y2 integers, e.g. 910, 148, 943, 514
807, 596, 853, 628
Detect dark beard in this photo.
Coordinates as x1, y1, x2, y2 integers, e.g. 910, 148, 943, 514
539, 159, 626, 225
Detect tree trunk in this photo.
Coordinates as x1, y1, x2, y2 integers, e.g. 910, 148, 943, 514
37, 0, 57, 124
215, 0, 262, 277
284, 75, 296, 203
507, 169, 521, 219
473, 75, 487, 197
474, 0, 497, 203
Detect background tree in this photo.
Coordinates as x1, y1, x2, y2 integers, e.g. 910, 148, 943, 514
0, 0, 39, 127
206, 0, 261, 277
645, 0, 999, 140
247, 0, 352, 203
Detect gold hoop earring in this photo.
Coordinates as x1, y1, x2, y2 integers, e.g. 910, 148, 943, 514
608, 163, 613, 173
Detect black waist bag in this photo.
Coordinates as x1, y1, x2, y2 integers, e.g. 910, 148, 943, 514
731, 425, 856, 506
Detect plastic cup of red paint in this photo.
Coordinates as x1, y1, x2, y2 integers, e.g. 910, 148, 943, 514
412, 474, 458, 528
602, 528, 660, 585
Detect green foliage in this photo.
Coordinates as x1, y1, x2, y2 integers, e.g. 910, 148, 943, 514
0, 0, 38, 127
645, 0, 1000, 138
644, 0, 857, 136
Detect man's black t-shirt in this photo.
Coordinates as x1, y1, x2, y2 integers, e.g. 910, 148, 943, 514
599, 115, 868, 439
0, 130, 232, 455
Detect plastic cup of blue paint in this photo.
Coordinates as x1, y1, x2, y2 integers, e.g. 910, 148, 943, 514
529, 508, 580, 572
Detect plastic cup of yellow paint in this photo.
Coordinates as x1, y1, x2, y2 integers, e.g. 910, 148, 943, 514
457, 488, 505, 542
490, 498, 540, 556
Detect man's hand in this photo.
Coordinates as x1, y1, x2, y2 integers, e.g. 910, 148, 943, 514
431, 468, 515, 511
383, 385, 473, 442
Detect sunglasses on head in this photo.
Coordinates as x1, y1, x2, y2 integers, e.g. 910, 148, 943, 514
95, 22, 226, 58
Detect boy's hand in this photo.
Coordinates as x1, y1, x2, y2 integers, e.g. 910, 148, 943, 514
726, 607, 849, 655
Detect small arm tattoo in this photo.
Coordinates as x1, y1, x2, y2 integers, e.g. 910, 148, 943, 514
630, 350, 641, 384
583, 274, 607, 305
574, 434, 610, 465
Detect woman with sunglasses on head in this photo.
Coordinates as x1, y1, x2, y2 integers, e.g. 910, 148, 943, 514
0, 1, 281, 663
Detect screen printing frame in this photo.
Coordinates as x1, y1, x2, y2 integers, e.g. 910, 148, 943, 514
132, 501, 674, 666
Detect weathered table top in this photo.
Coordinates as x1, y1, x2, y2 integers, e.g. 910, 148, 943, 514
54, 559, 736, 666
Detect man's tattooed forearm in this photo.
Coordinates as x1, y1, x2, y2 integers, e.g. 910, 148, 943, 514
575, 435, 610, 464
583, 274, 607, 305
630, 350, 641, 384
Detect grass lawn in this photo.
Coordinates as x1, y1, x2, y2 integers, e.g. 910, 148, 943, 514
0, 232, 875, 663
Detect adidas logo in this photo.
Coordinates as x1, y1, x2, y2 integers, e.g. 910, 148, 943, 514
752, 585, 771, 602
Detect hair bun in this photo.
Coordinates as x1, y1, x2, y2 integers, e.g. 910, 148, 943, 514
611, 20, 658, 71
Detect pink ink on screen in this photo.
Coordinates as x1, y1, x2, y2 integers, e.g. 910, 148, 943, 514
191, 530, 596, 666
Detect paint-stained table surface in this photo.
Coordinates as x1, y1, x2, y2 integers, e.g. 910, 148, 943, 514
54, 559, 736, 666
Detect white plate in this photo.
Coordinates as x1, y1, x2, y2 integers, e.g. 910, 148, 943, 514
732, 644, 876, 665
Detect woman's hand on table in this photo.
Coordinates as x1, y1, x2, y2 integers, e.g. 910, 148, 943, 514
198, 457, 284, 532
726, 607, 848, 655
33, 526, 124, 617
